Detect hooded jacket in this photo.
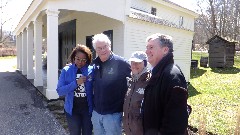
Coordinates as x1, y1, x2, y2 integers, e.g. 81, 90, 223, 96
123, 71, 151, 135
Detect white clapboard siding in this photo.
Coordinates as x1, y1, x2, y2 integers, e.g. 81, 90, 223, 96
125, 18, 193, 81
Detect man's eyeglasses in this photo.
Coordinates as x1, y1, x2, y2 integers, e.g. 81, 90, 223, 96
75, 57, 87, 63
96, 45, 108, 51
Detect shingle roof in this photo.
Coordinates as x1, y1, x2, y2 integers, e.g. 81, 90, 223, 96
128, 8, 193, 31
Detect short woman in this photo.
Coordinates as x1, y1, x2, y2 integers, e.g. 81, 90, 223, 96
123, 51, 151, 135
57, 45, 93, 135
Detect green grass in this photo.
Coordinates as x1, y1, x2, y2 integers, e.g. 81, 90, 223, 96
191, 51, 209, 60
189, 52, 240, 134
0, 56, 16, 59
0, 56, 17, 71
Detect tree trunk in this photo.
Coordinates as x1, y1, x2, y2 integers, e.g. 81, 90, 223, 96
209, 0, 217, 36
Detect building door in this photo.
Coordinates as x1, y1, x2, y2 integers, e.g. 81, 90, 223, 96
103, 30, 113, 51
58, 20, 76, 69
86, 35, 96, 59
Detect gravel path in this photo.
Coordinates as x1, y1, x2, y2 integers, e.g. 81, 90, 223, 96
0, 57, 68, 135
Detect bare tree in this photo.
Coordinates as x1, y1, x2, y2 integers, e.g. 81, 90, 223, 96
209, 0, 217, 36
194, 0, 240, 45
0, 0, 13, 45
233, 0, 240, 40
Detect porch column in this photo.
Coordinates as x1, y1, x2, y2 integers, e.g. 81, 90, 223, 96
16, 35, 19, 69
18, 33, 22, 71
34, 20, 43, 86
22, 30, 27, 75
46, 9, 60, 99
16, 35, 21, 70
27, 24, 34, 79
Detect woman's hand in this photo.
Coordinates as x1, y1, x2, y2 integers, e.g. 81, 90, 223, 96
76, 76, 87, 85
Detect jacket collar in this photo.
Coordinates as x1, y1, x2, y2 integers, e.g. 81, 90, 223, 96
152, 52, 174, 75
94, 53, 114, 64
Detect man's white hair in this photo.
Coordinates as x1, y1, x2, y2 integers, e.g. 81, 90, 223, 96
92, 33, 111, 49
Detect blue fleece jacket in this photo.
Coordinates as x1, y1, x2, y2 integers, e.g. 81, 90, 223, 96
56, 64, 94, 115
92, 53, 131, 115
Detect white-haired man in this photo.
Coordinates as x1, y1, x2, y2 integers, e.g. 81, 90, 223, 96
91, 33, 131, 135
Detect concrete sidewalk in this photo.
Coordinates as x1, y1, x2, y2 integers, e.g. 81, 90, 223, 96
0, 71, 68, 135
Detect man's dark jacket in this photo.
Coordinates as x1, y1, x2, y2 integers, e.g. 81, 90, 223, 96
92, 53, 131, 115
143, 52, 189, 135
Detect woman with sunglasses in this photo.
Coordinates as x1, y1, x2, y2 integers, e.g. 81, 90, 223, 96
57, 44, 93, 135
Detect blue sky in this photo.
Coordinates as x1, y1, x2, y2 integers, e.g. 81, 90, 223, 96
1, 0, 198, 31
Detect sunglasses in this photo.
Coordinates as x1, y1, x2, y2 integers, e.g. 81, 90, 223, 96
75, 57, 87, 63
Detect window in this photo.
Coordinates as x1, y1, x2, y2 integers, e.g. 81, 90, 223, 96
179, 16, 184, 26
151, 7, 157, 16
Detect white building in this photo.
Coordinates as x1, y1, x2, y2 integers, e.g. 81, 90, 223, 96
14, 0, 198, 100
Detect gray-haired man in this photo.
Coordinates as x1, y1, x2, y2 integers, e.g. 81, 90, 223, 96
143, 33, 189, 135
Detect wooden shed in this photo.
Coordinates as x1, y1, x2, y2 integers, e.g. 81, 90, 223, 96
206, 35, 235, 68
